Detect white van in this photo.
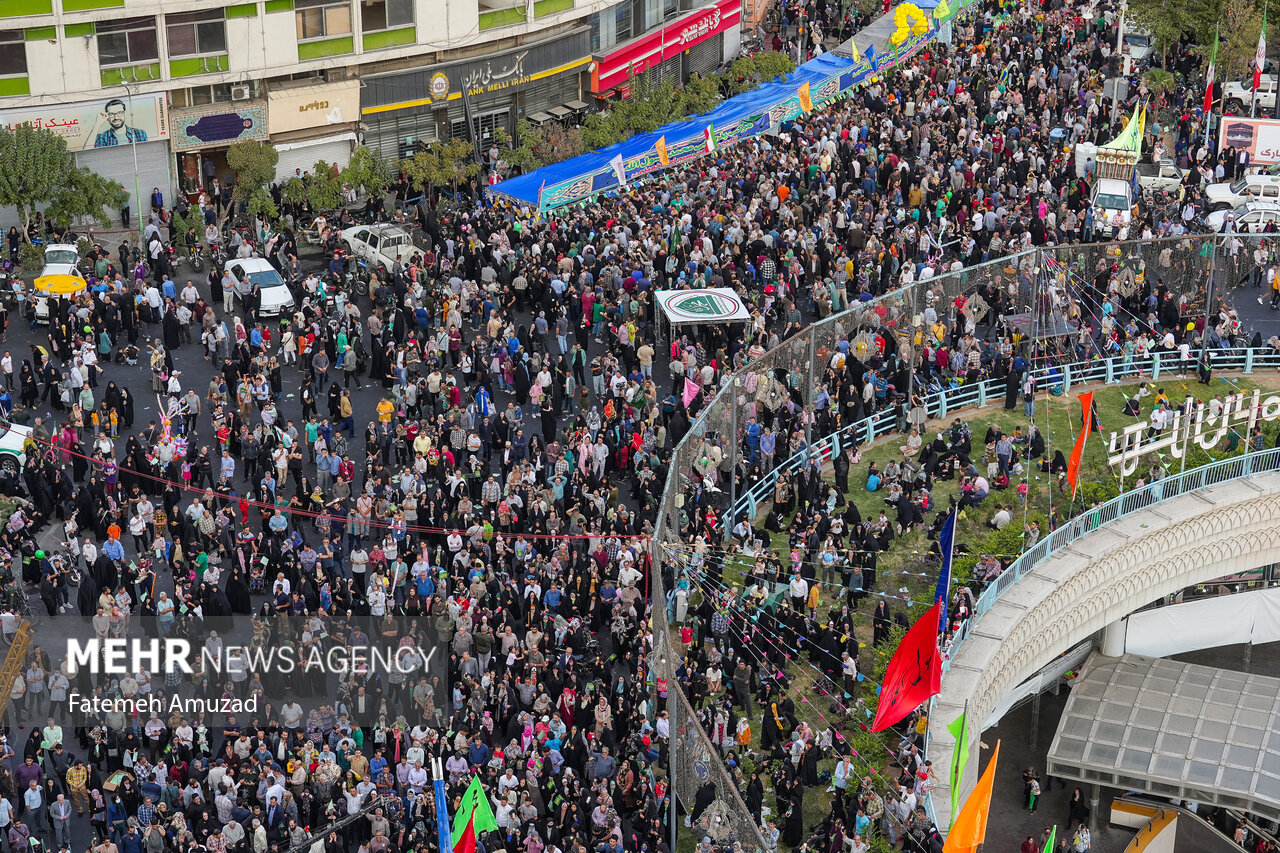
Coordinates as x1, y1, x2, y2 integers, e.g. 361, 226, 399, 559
1090, 178, 1133, 228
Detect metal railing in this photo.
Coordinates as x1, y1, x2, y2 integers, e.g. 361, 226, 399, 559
652, 233, 1262, 843
731, 346, 1280, 524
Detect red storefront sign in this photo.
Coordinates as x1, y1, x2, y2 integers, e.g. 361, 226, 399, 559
592, 0, 741, 94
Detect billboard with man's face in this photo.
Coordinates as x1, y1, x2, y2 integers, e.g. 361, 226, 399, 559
0, 93, 169, 151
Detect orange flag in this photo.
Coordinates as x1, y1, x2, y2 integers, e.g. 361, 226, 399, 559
944, 740, 1000, 853
798, 81, 814, 112
1066, 391, 1094, 498
656, 135, 669, 167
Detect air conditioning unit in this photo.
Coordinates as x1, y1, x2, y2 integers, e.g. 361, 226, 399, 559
230, 84, 252, 101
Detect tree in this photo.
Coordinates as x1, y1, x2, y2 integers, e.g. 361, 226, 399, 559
0, 124, 125, 239
1217, 0, 1263, 81
1123, 0, 1191, 65
245, 187, 279, 228
438, 137, 481, 197
342, 145, 391, 198
45, 166, 128, 232
399, 146, 449, 198
304, 160, 346, 212
226, 140, 280, 204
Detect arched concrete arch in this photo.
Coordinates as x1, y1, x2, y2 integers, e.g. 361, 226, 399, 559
930, 473, 1280, 828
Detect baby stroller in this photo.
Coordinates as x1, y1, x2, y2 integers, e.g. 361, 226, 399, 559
248, 554, 267, 593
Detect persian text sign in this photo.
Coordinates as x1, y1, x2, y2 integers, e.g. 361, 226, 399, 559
1107, 390, 1278, 476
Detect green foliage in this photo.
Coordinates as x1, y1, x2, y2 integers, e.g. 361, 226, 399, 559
867, 835, 897, 853
399, 138, 479, 196
16, 242, 41, 273
342, 145, 391, 197
1142, 68, 1177, 97
1077, 479, 1119, 506
226, 140, 280, 203
0, 124, 125, 237
245, 187, 279, 225
305, 160, 346, 212
169, 206, 192, 251
279, 176, 308, 212
581, 54, 796, 150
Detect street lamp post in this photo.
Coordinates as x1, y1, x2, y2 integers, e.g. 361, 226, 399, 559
1110, 1, 1128, 126
121, 82, 144, 245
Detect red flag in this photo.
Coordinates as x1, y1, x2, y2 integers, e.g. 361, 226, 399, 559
871, 600, 942, 731
453, 814, 476, 853
1066, 391, 1094, 499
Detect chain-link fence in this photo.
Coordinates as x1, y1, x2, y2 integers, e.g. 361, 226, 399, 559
652, 233, 1252, 846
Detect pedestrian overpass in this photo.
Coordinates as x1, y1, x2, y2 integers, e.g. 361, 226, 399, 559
929, 462, 1280, 828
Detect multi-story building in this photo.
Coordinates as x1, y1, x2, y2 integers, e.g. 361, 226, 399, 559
0, 0, 741, 217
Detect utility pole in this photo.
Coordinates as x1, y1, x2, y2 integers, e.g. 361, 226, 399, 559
1109, 1, 1128, 126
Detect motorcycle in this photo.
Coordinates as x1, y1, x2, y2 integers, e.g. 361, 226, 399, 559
186, 242, 204, 273
347, 257, 371, 296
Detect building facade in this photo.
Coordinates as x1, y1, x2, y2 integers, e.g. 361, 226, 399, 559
0, 0, 740, 216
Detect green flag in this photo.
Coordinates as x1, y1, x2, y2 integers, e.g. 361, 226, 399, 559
1044, 825, 1057, 853
451, 775, 498, 845
947, 709, 971, 826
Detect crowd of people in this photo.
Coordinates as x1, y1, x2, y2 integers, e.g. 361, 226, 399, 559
0, 0, 1245, 852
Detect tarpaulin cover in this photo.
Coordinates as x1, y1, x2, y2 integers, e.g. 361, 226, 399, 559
485, 43, 941, 211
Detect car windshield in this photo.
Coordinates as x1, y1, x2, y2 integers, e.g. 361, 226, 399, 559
247, 270, 286, 288
1095, 193, 1128, 210
1126, 34, 1149, 46
1231, 178, 1249, 193
44, 250, 77, 266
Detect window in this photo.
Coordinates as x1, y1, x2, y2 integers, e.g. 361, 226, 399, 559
614, 1, 631, 42
296, 0, 352, 40
0, 31, 25, 78
97, 17, 159, 67
166, 10, 227, 57
361, 0, 413, 31
170, 83, 237, 108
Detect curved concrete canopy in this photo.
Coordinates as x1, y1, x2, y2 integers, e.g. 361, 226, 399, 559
930, 473, 1280, 828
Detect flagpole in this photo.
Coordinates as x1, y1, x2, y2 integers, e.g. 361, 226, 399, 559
1255, 4, 1268, 118
1204, 24, 1220, 148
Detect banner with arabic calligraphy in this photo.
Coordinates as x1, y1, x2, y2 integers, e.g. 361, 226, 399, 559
0, 93, 169, 152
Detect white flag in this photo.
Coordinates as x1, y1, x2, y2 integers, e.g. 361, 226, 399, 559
610, 153, 626, 188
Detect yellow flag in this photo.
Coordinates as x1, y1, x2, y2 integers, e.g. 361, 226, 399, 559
656, 135, 669, 167
943, 740, 1000, 853
798, 81, 813, 113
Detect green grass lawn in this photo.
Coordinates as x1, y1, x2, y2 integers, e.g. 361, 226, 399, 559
674, 368, 1280, 851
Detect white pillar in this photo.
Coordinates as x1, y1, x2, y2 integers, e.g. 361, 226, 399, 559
1100, 618, 1127, 656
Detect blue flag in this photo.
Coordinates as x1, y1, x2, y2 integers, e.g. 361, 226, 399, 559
935, 508, 957, 631
866, 44, 880, 73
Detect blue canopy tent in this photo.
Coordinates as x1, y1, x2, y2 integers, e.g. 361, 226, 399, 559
483, 0, 979, 212
486, 51, 872, 211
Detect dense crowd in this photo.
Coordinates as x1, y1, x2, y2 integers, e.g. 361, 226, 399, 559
0, 0, 1244, 853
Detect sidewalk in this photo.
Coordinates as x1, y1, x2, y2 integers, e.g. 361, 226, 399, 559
977, 688, 1130, 853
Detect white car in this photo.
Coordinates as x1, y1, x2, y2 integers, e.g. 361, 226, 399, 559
1090, 178, 1132, 226
39, 244, 82, 279
1121, 29, 1152, 62
224, 258, 296, 318
1224, 74, 1276, 114
1205, 200, 1280, 233
0, 422, 32, 476
339, 223, 424, 274
1204, 174, 1280, 211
